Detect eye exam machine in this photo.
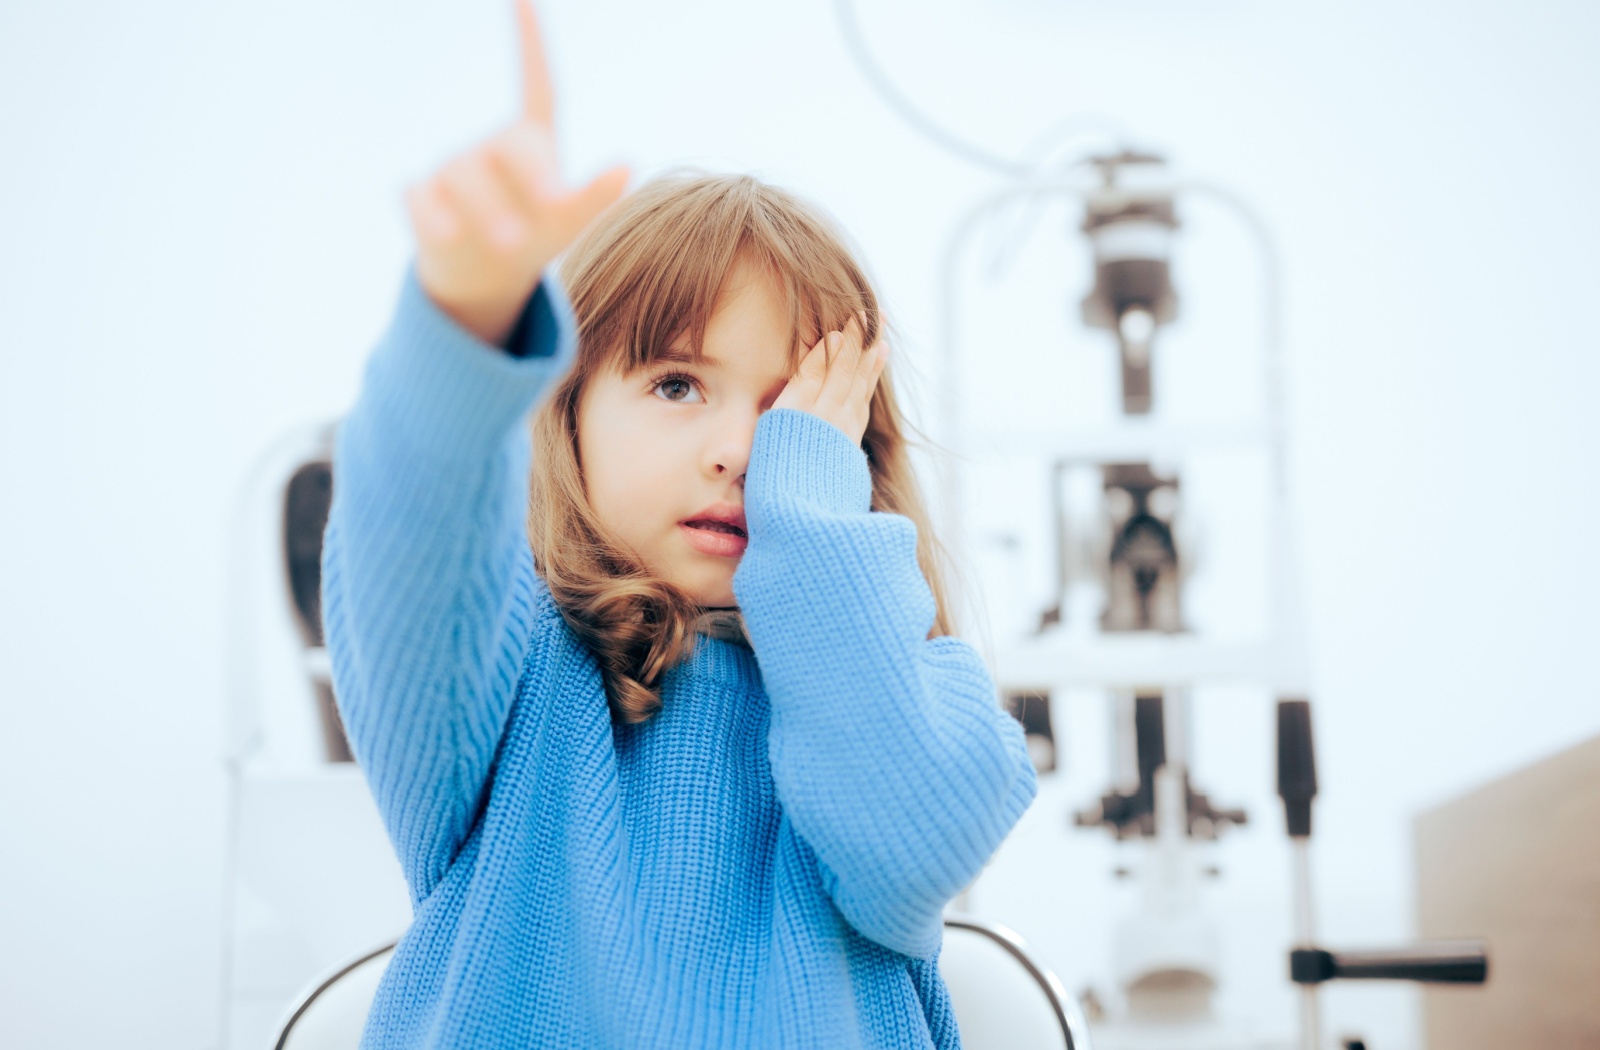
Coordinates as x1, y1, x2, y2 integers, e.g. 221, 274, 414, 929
932, 149, 1490, 1050
823, 1, 1495, 1041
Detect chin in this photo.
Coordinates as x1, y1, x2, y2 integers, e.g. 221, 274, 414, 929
678, 573, 737, 609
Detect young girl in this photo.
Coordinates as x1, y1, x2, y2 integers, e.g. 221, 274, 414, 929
322, 2, 1037, 1046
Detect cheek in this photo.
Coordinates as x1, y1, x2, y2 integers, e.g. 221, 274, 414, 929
576, 404, 673, 528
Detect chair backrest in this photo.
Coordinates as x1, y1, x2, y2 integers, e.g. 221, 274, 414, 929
274, 919, 1091, 1050
941, 917, 1090, 1050
273, 941, 397, 1050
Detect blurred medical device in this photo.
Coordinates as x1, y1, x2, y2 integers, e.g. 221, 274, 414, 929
930, 144, 1489, 1050
831, 0, 1499, 1034
936, 146, 1297, 1048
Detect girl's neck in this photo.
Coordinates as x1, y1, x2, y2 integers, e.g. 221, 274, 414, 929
690, 606, 750, 649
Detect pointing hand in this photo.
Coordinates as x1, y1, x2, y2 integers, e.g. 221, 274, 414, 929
405, 0, 629, 347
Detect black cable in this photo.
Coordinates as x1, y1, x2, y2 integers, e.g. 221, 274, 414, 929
833, 0, 1144, 283
833, 0, 1052, 178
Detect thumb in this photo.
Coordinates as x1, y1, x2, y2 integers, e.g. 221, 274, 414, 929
551, 164, 630, 244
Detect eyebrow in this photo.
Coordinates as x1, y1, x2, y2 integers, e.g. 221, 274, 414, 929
655, 346, 724, 368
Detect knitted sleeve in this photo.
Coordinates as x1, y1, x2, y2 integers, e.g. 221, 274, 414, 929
320, 263, 578, 906
730, 408, 1038, 960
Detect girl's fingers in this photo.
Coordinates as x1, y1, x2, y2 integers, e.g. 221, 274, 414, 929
774, 335, 828, 412
776, 316, 883, 442
547, 164, 631, 245
405, 179, 463, 245
852, 333, 889, 405
437, 154, 528, 250
821, 314, 864, 402
515, 0, 556, 128
799, 333, 830, 386
408, 0, 631, 345
480, 122, 627, 258
485, 123, 560, 209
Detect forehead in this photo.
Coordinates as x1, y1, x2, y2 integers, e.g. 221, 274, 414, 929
642, 261, 809, 374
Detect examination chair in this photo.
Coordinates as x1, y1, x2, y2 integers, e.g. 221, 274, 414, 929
272, 917, 1091, 1049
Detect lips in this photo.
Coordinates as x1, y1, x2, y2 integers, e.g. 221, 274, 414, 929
679, 507, 748, 558
682, 519, 744, 536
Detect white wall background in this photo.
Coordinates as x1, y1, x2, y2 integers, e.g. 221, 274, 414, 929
1, 0, 1596, 1047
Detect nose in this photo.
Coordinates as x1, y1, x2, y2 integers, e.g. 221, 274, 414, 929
707, 408, 758, 485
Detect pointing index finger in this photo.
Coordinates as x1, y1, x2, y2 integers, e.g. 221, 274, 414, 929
515, 0, 555, 128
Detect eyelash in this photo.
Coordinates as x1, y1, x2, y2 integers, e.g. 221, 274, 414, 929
649, 370, 703, 403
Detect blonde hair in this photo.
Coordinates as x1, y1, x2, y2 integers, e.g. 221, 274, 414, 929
528, 170, 957, 724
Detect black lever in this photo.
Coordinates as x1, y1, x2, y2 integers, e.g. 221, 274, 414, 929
1290, 942, 1489, 985
1274, 694, 1491, 1038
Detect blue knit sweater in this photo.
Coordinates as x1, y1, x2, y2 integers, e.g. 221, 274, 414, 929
321, 264, 1038, 1049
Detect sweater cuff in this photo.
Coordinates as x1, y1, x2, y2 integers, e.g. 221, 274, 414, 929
503, 272, 572, 360
748, 408, 872, 516
363, 263, 578, 463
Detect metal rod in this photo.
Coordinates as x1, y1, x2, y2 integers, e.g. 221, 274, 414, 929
1291, 837, 1320, 1050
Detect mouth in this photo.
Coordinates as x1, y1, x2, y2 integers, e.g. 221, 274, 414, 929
680, 520, 748, 558
682, 519, 746, 537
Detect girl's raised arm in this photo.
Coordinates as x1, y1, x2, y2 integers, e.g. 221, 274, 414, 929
320, 0, 626, 907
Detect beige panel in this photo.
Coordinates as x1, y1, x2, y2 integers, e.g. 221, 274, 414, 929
1414, 732, 1600, 1049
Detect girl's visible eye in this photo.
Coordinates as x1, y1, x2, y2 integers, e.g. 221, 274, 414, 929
650, 371, 704, 404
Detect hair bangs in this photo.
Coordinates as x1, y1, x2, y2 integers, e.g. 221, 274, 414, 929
743, 192, 882, 373
566, 171, 881, 377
